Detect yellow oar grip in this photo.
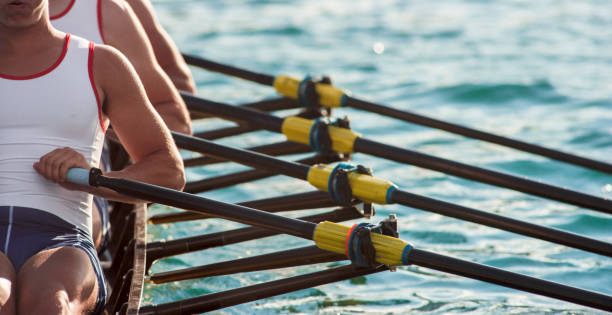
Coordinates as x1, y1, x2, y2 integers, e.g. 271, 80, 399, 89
281, 116, 360, 154
307, 164, 396, 204
313, 221, 411, 266
273, 75, 346, 108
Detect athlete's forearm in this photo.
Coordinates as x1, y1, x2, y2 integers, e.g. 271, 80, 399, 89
89, 148, 185, 203
166, 68, 196, 94
148, 33, 195, 93
35, 146, 184, 204
153, 100, 193, 135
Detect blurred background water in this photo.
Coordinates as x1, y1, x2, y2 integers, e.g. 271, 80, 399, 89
144, 0, 612, 313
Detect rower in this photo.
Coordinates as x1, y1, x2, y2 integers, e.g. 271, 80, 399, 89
49, 0, 193, 135
49, 0, 193, 253
0, 2, 185, 314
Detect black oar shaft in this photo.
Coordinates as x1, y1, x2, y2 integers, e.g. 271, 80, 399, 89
233, 97, 298, 112
147, 208, 361, 263
172, 133, 612, 258
182, 53, 275, 86
173, 133, 309, 180
183, 55, 612, 174
407, 249, 612, 311
140, 265, 387, 315
390, 190, 612, 257
182, 93, 612, 213
82, 172, 612, 312
143, 248, 612, 314
183, 93, 284, 131
190, 97, 298, 120
346, 97, 612, 174
149, 191, 336, 225
96, 176, 315, 238
185, 154, 338, 194
184, 141, 309, 167
357, 139, 612, 213
192, 124, 257, 141
150, 246, 344, 283
150, 245, 612, 312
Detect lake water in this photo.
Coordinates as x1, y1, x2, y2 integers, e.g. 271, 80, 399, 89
145, 1, 612, 314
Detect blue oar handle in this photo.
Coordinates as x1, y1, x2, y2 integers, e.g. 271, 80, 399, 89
66, 168, 93, 186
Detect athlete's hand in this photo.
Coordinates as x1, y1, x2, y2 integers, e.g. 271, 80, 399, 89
34, 147, 91, 189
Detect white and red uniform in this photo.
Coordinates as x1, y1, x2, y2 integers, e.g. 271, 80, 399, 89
0, 34, 106, 235
51, 0, 105, 45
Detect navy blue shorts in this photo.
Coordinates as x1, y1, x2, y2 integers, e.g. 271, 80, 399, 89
0, 206, 107, 314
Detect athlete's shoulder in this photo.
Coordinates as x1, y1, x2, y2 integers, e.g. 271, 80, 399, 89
100, 0, 146, 44
91, 44, 135, 81
100, 0, 134, 21
92, 44, 124, 64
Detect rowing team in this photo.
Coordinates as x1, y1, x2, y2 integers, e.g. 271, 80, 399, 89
0, 0, 197, 313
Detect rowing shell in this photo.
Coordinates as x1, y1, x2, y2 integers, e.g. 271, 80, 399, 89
97, 139, 146, 314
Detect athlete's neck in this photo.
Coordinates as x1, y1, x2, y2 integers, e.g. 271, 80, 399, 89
0, 6, 61, 51
0, 16, 66, 76
1, 26, 59, 52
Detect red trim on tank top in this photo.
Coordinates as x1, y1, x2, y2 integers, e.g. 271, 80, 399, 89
0, 34, 71, 80
49, 0, 76, 20
88, 42, 107, 134
97, 0, 106, 44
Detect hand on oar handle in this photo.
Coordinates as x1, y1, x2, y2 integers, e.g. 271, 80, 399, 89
66, 168, 93, 186
34, 148, 92, 190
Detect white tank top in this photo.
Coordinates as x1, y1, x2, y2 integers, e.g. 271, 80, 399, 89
0, 34, 106, 235
51, 0, 105, 45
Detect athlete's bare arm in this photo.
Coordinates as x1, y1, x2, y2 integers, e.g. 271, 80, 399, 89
97, 44, 185, 200
36, 44, 185, 202
101, 0, 192, 135
127, 0, 196, 93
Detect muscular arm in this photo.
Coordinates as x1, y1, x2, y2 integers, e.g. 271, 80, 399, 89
92, 45, 185, 202
127, 0, 196, 94
101, 0, 192, 135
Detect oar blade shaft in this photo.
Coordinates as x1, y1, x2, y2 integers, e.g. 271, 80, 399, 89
355, 138, 612, 214
408, 249, 612, 312
347, 96, 612, 174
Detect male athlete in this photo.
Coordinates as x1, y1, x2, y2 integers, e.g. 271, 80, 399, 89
49, 0, 194, 252
49, 0, 193, 134
0, 0, 185, 313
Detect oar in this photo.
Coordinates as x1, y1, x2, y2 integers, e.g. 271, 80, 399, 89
149, 191, 337, 225
191, 101, 325, 141
67, 168, 612, 311
182, 94, 612, 214
185, 153, 340, 194
142, 265, 388, 314
170, 132, 612, 258
192, 124, 256, 140
149, 245, 344, 284
184, 141, 309, 167
182, 54, 612, 175
190, 96, 298, 120
146, 207, 363, 268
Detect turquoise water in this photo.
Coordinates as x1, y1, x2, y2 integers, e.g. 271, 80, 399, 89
145, 1, 612, 313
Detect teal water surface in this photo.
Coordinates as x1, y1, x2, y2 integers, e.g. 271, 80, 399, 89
145, 1, 612, 314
